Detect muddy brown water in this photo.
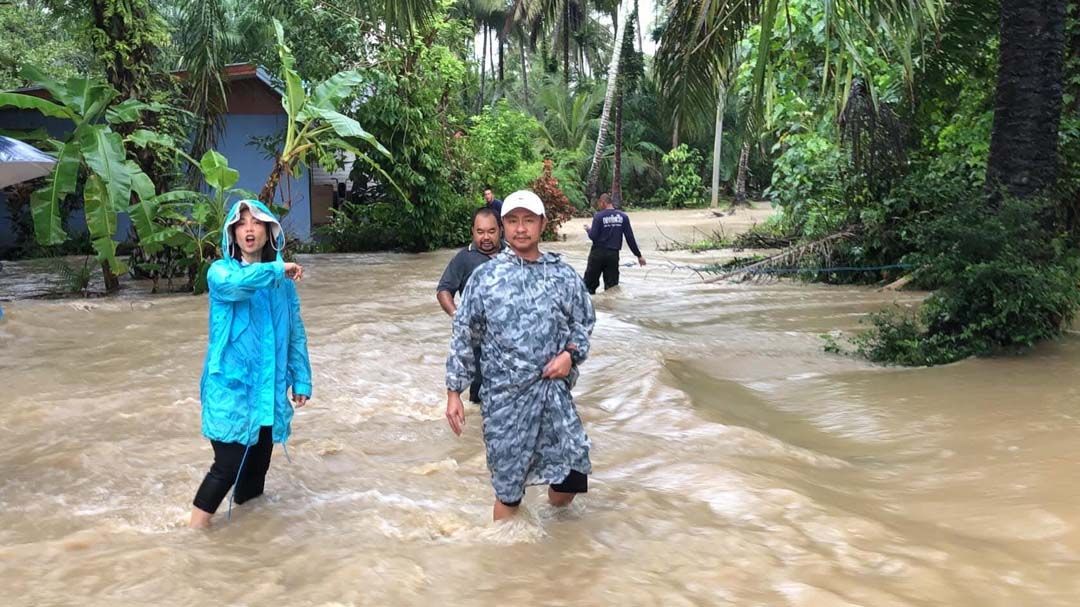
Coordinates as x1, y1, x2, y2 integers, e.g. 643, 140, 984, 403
2, 209, 1079, 606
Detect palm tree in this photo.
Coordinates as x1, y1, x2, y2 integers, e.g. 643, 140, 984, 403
986, 0, 1068, 202
657, 0, 1068, 209
611, 1, 642, 206
585, 0, 627, 203
656, 0, 944, 203
170, 0, 251, 161
534, 81, 603, 153
505, 0, 609, 85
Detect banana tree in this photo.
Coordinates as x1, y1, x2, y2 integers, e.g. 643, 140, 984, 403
259, 19, 399, 205
0, 66, 175, 290
138, 149, 246, 294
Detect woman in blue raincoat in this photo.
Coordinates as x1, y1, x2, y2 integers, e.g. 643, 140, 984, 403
190, 200, 312, 528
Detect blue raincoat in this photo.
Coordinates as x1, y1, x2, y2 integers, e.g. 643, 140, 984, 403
200, 200, 312, 447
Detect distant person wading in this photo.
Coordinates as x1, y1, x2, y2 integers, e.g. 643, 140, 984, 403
583, 193, 645, 294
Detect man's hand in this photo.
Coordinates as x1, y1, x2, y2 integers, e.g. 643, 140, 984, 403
292, 393, 309, 408
446, 391, 466, 435
284, 262, 304, 281
542, 350, 573, 380
638, 256, 647, 267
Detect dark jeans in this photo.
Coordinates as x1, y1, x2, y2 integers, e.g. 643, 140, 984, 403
583, 246, 620, 294
193, 425, 274, 514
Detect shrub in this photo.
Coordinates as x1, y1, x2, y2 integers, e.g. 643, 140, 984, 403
656, 144, 706, 208
530, 160, 575, 240
317, 196, 473, 252
468, 100, 541, 196
852, 196, 1080, 365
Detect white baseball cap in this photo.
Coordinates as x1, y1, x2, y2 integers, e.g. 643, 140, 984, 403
500, 190, 545, 217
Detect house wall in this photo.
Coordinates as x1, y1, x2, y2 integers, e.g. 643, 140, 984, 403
216, 113, 311, 241
309, 151, 356, 227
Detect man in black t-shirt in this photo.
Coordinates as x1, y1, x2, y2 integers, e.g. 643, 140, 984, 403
437, 207, 503, 402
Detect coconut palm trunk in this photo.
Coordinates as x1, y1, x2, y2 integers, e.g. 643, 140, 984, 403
586, 1, 627, 203
734, 140, 750, 205
710, 83, 726, 208
985, 0, 1067, 203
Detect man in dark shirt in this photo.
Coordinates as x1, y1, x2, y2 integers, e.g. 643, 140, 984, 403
483, 186, 503, 224
437, 207, 503, 402
583, 192, 646, 294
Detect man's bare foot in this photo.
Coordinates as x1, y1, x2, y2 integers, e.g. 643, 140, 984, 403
548, 488, 575, 508
493, 499, 520, 521
189, 507, 212, 529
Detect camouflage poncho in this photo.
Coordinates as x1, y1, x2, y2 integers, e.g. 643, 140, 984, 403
446, 248, 596, 504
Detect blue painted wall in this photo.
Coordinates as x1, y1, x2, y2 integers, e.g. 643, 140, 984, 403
216, 113, 311, 242
0, 109, 313, 254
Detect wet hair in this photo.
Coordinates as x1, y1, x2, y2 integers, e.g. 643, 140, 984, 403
483, 185, 494, 193
473, 206, 500, 230
229, 215, 278, 263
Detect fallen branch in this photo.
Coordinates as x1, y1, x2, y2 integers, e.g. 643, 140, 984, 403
702, 229, 856, 284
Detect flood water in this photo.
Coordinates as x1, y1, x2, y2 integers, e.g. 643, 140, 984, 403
2, 209, 1080, 606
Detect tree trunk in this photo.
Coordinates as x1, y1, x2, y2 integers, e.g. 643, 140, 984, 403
985, 0, 1067, 202
612, 89, 624, 207
586, 1, 627, 203
563, 2, 571, 84
102, 261, 120, 293
490, 30, 498, 86
520, 39, 529, 104
259, 157, 287, 206
498, 34, 505, 82
710, 84, 726, 208
734, 141, 750, 205
635, 0, 643, 53
479, 25, 488, 109
672, 114, 680, 149
579, 42, 585, 81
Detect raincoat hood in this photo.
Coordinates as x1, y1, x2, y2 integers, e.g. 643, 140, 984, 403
222, 199, 285, 261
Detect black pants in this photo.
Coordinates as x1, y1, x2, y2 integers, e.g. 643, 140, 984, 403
193, 425, 274, 514
583, 246, 620, 294
500, 470, 589, 507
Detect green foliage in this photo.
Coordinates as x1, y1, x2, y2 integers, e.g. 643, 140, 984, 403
656, 144, 706, 208
467, 100, 541, 196
334, 14, 481, 250
48, 255, 93, 296
0, 1, 88, 89
506, 157, 588, 212
130, 150, 240, 294
317, 196, 474, 252
82, 0, 170, 100
853, 197, 1080, 366
766, 130, 850, 238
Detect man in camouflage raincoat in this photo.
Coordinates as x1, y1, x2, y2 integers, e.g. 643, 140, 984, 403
445, 190, 596, 521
